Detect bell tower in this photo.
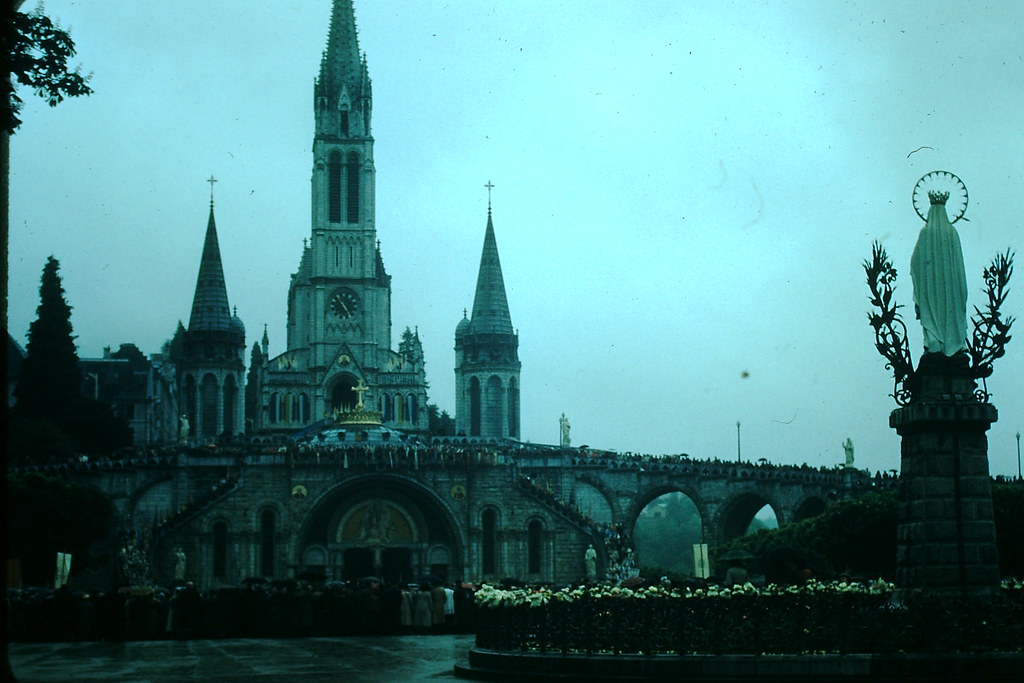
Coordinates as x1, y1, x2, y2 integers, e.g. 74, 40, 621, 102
287, 0, 391, 386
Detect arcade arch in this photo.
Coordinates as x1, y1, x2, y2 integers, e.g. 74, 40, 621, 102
296, 475, 463, 585
632, 489, 703, 575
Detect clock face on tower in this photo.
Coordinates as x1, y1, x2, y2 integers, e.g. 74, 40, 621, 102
329, 289, 360, 319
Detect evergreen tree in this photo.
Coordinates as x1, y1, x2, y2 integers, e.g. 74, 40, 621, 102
10, 256, 131, 460
13, 256, 81, 419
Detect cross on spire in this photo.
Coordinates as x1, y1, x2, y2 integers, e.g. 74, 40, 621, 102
207, 175, 218, 206
484, 180, 495, 213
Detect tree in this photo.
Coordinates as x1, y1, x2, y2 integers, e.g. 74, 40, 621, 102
9, 256, 131, 461
3, 1, 93, 329
13, 256, 80, 413
7, 472, 116, 587
427, 403, 455, 436
3, 2, 93, 133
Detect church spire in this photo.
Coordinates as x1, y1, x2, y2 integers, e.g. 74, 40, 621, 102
469, 205, 514, 335
187, 199, 232, 333
316, 0, 371, 136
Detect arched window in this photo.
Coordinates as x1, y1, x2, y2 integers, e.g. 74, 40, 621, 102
282, 393, 293, 424
260, 509, 276, 578
200, 374, 219, 438
469, 377, 481, 437
300, 394, 310, 423
346, 152, 360, 223
223, 375, 238, 437
328, 151, 342, 223
291, 393, 300, 422
408, 395, 418, 424
528, 520, 543, 574
507, 378, 518, 438
482, 508, 498, 575
485, 376, 504, 437
395, 394, 404, 422
269, 393, 279, 423
213, 521, 228, 580
382, 393, 392, 421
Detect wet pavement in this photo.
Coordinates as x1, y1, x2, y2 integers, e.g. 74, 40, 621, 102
7, 634, 476, 682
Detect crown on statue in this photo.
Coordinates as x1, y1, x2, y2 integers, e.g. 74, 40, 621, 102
928, 190, 950, 205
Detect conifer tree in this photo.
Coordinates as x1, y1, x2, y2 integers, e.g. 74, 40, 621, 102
13, 255, 81, 419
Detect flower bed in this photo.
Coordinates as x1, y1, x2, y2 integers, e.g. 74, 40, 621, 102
474, 580, 1024, 655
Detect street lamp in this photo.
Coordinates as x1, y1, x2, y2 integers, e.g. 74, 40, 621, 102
1017, 431, 1021, 481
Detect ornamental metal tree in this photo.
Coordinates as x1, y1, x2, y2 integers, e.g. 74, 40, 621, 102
865, 171, 1015, 599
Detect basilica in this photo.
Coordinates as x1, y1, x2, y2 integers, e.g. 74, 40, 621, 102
171, 0, 520, 446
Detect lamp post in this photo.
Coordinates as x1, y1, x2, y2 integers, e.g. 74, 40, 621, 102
1017, 431, 1021, 481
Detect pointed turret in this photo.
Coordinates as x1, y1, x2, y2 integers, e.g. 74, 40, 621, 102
455, 201, 521, 440
188, 202, 233, 333
469, 209, 514, 335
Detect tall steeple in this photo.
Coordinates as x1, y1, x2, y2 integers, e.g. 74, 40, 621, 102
455, 194, 521, 440
469, 209, 514, 335
315, 0, 371, 138
188, 199, 232, 333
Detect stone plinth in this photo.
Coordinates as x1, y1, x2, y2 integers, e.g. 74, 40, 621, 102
889, 353, 1000, 599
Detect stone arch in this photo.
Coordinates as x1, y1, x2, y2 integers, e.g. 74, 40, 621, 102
126, 474, 175, 527
222, 374, 239, 437
793, 495, 828, 522
327, 373, 359, 414
295, 474, 464, 585
572, 476, 617, 524
716, 491, 781, 544
468, 377, 481, 436
630, 485, 706, 575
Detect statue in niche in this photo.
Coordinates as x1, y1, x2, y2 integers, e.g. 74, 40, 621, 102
178, 415, 190, 442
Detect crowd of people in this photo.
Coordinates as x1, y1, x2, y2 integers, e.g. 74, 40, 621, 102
6, 577, 478, 643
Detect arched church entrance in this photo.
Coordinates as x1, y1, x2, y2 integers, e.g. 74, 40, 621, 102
329, 374, 359, 414
297, 475, 463, 586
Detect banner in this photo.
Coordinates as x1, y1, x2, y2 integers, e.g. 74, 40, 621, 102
55, 552, 72, 588
692, 543, 709, 579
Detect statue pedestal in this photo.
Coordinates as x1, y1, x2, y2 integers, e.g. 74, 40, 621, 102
889, 353, 1000, 599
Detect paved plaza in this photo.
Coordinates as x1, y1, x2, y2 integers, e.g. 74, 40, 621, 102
7, 634, 476, 682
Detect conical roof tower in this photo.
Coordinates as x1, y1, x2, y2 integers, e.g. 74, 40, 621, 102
455, 194, 521, 439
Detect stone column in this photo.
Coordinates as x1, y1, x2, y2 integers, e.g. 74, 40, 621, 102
890, 353, 1001, 599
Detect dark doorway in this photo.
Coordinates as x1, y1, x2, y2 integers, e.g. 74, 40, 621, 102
331, 377, 358, 414
343, 548, 373, 581
382, 548, 411, 585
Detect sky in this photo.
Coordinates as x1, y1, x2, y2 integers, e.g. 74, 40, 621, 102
8, 0, 1023, 477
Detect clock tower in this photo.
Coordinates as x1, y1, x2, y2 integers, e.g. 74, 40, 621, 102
253, 0, 428, 434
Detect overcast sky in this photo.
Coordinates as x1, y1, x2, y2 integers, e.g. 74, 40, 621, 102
8, 1, 1023, 477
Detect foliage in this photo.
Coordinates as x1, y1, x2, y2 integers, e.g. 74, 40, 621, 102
968, 250, 1015, 384
864, 241, 915, 405
10, 256, 132, 460
718, 490, 899, 581
13, 256, 81, 418
3, 2, 93, 132
6, 472, 116, 586
717, 485, 1024, 581
473, 580, 1024, 655
993, 484, 1024, 577
427, 403, 455, 436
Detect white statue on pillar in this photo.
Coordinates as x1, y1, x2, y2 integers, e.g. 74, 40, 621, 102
842, 438, 855, 468
559, 413, 571, 448
178, 415, 190, 443
910, 189, 968, 356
